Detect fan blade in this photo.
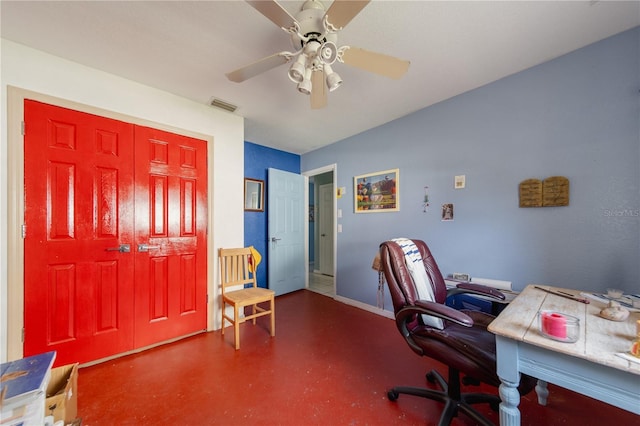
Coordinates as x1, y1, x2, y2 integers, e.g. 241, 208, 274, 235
246, 0, 297, 29
226, 52, 291, 83
341, 47, 410, 79
324, 0, 370, 30
311, 69, 327, 109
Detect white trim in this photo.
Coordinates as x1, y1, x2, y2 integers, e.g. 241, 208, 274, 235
303, 164, 337, 295
5, 86, 220, 361
334, 295, 395, 320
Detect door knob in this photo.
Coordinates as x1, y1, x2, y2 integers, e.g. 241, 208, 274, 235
138, 244, 161, 252
270, 237, 281, 242
105, 244, 130, 253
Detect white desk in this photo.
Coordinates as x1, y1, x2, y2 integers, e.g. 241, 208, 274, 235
488, 284, 640, 426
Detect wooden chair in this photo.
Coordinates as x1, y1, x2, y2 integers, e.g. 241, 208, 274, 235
218, 247, 275, 350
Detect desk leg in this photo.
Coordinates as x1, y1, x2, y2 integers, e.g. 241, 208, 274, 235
495, 336, 521, 426
499, 378, 521, 426
535, 380, 548, 406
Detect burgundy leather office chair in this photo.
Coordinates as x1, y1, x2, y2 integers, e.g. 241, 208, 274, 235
379, 239, 536, 426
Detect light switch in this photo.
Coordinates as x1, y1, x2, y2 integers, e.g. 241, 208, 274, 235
337, 224, 343, 233
338, 209, 342, 218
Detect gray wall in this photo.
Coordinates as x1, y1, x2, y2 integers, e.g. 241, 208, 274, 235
302, 27, 640, 308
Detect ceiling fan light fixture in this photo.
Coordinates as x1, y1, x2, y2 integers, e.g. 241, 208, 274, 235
319, 41, 338, 65
297, 68, 313, 95
298, 79, 312, 95
324, 64, 342, 92
288, 54, 307, 83
231, 0, 409, 109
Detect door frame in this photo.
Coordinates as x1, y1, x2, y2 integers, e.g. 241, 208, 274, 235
318, 183, 334, 276
6, 87, 216, 362
302, 164, 337, 293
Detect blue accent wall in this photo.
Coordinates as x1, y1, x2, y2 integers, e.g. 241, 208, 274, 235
244, 142, 300, 288
302, 27, 640, 308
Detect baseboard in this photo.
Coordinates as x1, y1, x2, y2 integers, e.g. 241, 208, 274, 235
333, 295, 395, 320
80, 330, 205, 367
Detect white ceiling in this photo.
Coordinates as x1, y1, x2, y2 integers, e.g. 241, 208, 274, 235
2, 1, 639, 154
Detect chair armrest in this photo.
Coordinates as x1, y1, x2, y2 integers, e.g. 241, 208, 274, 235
395, 301, 474, 355
397, 300, 474, 327
446, 282, 506, 301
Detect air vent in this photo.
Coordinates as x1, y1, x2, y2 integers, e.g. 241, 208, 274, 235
210, 98, 237, 112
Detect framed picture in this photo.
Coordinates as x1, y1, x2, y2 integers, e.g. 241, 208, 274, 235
354, 168, 399, 213
244, 178, 264, 212
441, 203, 454, 221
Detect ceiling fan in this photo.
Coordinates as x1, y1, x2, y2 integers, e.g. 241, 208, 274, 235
226, 0, 410, 109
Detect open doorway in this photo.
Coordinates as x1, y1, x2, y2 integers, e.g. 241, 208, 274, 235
304, 164, 336, 297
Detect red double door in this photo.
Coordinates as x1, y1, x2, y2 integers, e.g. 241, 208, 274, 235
23, 100, 208, 365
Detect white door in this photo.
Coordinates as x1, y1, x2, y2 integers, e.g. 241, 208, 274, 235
319, 184, 334, 276
268, 168, 306, 296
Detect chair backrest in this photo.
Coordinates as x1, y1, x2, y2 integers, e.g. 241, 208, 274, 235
379, 239, 448, 315
219, 247, 257, 295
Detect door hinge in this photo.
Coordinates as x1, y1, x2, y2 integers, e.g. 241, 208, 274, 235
21, 224, 27, 238
21, 121, 25, 136
22, 327, 25, 343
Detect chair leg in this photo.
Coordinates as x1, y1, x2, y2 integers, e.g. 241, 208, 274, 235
234, 305, 240, 350
388, 368, 498, 426
270, 297, 276, 337
388, 386, 449, 404
252, 304, 257, 325
438, 396, 495, 426
427, 369, 448, 392
221, 302, 225, 335
438, 398, 460, 426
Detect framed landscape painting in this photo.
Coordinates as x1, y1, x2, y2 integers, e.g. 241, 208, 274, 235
354, 168, 399, 213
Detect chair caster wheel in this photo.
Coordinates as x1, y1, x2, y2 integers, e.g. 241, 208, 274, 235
387, 390, 399, 401
426, 371, 437, 383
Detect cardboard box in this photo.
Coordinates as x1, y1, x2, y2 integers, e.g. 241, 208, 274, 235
45, 363, 78, 424
1, 351, 56, 426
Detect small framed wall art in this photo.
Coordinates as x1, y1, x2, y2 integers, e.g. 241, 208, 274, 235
244, 178, 264, 212
354, 168, 399, 213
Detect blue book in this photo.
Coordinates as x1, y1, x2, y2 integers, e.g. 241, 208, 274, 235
1, 351, 56, 406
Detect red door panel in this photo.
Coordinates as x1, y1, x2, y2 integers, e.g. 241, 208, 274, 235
133, 126, 207, 348
24, 100, 135, 365
24, 101, 208, 365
